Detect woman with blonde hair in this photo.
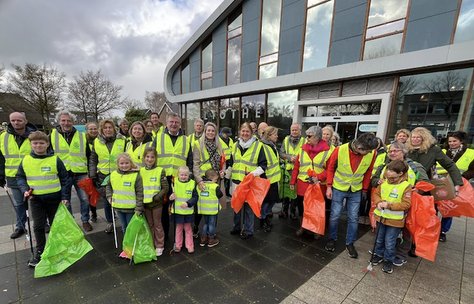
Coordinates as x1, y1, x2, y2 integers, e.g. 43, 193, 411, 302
126, 121, 153, 168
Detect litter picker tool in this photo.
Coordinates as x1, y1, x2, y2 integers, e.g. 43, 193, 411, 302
130, 231, 139, 266
111, 204, 118, 249
365, 209, 384, 274
24, 189, 34, 258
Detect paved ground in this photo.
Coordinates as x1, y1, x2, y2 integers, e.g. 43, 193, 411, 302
0, 188, 473, 303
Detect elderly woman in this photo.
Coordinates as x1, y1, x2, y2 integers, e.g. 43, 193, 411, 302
332, 132, 341, 147
228, 122, 267, 239
126, 121, 153, 168
290, 126, 332, 237
322, 125, 335, 150
89, 119, 127, 233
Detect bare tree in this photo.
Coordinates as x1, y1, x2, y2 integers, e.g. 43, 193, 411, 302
8, 63, 66, 130
123, 98, 143, 111
144, 91, 168, 113
68, 70, 122, 122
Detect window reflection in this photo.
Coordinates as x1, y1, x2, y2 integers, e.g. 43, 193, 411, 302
185, 102, 201, 134
201, 41, 212, 90
268, 90, 297, 141
202, 100, 218, 124
181, 62, 190, 94
454, 0, 474, 43
367, 0, 408, 27
303, 0, 333, 71
364, 33, 403, 60
227, 12, 242, 85
241, 94, 266, 123
303, 102, 381, 117
259, 63, 278, 79
219, 98, 240, 137
259, 0, 281, 79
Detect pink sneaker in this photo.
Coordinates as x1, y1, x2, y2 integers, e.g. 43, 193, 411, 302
119, 251, 130, 259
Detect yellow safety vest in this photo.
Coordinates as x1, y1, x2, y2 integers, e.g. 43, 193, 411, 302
110, 171, 138, 209
195, 141, 217, 172
155, 132, 190, 177
126, 141, 153, 168
380, 166, 417, 186
94, 138, 126, 175
22, 155, 61, 195
0, 133, 31, 177
140, 166, 163, 204
50, 129, 87, 173
187, 133, 202, 150
437, 148, 474, 175
282, 136, 304, 170
197, 182, 220, 215
262, 144, 281, 184
171, 179, 195, 215
372, 151, 387, 176
333, 143, 374, 192
374, 180, 411, 220
219, 137, 234, 161
297, 149, 331, 182
231, 140, 263, 182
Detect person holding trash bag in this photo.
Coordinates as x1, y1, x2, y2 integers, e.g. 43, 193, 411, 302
89, 119, 126, 234
290, 126, 331, 237
371, 160, 412, 274
227, 122, 267, 240
435, 131, 474, 242
140, 147, 169, 257
16, 131, 71, 267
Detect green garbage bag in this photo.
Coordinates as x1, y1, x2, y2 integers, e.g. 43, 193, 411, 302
122, 214, 157, 264
34, 203, 93, 278
280, 167, 297, 199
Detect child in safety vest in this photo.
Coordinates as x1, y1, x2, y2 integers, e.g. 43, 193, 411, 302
371, 160, 412, 274
140, 147, 169, 257
16, 131, 71, 268
169, 166, 198, 253
198, 169, 224, 248
106, 153, 144, 258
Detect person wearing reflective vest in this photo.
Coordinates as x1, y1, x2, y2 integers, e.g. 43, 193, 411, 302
227, 122, 267, 240
89, 119, 126, 233
279, 123, 304, 219
197, 169, 224, 248
290, 126, 332, 237
106, 153, 143, 234
260, 126, 281, 233
16, 131, 71, 268
126, 121, 153, 168
325, 133, 378, 258
371, 160, 412, 274
169, 166, 198, 253
150, 112, 164, 139
219, 127, 234, 197
0, 112, 37, 239
187, 118, 204, 151
140, 147, 169, 257
50, 110, 93, 232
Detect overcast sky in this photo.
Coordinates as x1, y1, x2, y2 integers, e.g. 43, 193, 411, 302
0, 0, 223, 108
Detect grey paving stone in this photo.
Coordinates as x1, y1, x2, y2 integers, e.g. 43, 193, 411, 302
293, 280, 345, 304
264, 265, 307, 293
430, 246, 464, 271
280, 294, 308, 304
341, 299, 360, 304
327, 256, 368, 281
236, 276, 288, 303
403, 284, 459, 304
360, 268, 412, 298
0, 265, 19, 304
310, 267, 359, 297
410, 263, 461, 302
461, 274, 474, 304
348, 281, 403, 304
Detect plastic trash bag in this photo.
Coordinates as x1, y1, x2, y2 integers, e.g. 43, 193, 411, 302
279, 167, 296, 200
122, 214, 157, 264
77, 177, 100, 207
231, 174, 270, 218
34, 204, 93, 278
301, 183, 325, 235
437, 178, 474, 218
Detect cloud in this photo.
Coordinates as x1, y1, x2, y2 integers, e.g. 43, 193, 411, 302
0, 0, 223, 106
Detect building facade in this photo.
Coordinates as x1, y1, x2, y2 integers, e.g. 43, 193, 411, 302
164, 0, 474, 144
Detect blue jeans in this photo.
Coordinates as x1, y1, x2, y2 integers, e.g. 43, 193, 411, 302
202, 215, 218, 237
375, 222, 401, 263
67, 173, 91, 223
261, 200, 276, 219
233, 203, 254, 235
328, 188, 361, 245
441, 217, 452, 233
117, 211, 134, 233
7, 184, 27, 231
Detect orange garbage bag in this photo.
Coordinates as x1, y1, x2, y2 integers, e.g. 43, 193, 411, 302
77, 177, 99, 207
230, 174, 270, 218
301, 183, 325, 235
406, 181, 435, 237
437, 178, 474, 218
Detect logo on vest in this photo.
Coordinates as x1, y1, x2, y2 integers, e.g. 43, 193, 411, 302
186, 190, 193, 195
41, 167, 52, 172
201, 191, 209, 197
150, 177, 157, 182
123, 182, 132, 186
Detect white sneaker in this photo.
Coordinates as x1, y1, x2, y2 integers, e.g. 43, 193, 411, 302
156, 248, 164, 257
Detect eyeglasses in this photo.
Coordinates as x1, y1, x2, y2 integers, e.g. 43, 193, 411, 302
306, 135, 313, 139
388, 149, 402, 153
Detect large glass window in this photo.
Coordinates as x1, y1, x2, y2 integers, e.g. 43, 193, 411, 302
181, 61, 190, 94
185, 102, 200, 135
227, 12, 242, 85
241, 94, 266, 124
454, 0, 474, 43
201, 40, 213, 90
302, 0, 334, 71
363, 0, 408, 60
219, 97, 240, 137
202, 100, 218, 124
259, 0, 282, 79
391, 68, 474, 142
268, 90, 298, 141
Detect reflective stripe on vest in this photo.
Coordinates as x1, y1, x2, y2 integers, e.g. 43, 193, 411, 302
140, 166, 163, 203
231, 140, 263, 182
22, 155, 61, 195
51, 129, 87, 173
0, 132, 31, 177
374, 180, 411, 220
156, 132, 190, 177
126, 141, 152, 168
219, 137, 234, 161
333, 143, 374, 192
437, 148, 474, 175
197, 141, 213, 172
172, 179, 195, 215
110, 171, 138, 209
262, 144, 281, 184
283, 136, 304, 171
297, 148, 331, 182
197, 182, 220, 215
94, 138, 126, 175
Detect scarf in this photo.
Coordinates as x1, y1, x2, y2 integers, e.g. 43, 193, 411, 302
447, 144, 463, 160
205, 138, 221, 172
238, 136, 256, 149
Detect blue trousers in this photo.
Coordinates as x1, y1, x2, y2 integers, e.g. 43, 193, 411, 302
328, 188, 361, 245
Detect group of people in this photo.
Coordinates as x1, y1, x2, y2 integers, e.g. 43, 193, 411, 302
1, 109, 472, 275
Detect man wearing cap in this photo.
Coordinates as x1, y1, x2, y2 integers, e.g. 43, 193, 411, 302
219, 127, 234, 197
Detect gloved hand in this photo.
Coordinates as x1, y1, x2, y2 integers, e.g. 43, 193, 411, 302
251, 166, 264, 177
0, 177, 6, 188
225, 167, 232, 179
361, 191, 368, 203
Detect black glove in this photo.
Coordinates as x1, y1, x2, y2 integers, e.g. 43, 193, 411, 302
0, 177, 5, 188
361, 191, 368, 203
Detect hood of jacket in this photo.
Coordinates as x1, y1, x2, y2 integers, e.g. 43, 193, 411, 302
6, 122, 38, 138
